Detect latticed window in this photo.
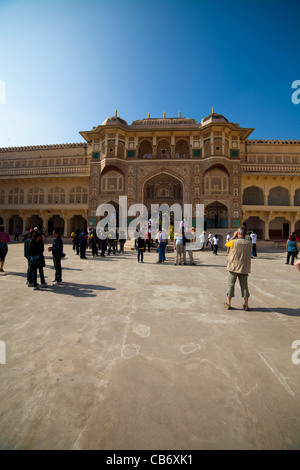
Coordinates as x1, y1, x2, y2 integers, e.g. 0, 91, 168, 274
48, 187, 65, 204
70, 186, 88, 204
28, 187, 44, 204
0, 189, 4, 204
101, 171, 124, 192
138, 139, 152, 158
8, 188, 24, 204
175, 139, 189, 158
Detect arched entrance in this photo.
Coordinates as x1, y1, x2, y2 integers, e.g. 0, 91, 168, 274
8, 215, 23, 235
205, 202, 228, 228
243, 216, 265, 239
70, 215, 87, 232
27, 214, 43, 230
269, 217, 289, 240
143, 173, 183, 213
48, 215, 64, 235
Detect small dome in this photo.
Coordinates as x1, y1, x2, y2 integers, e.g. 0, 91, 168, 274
102, 115, 128, 126
201, 110, 229, 125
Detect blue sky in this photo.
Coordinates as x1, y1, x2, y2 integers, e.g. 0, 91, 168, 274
0, 0, 299, 147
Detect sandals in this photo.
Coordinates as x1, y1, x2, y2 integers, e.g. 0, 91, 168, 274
243, 304, 250, 311
223, 302, 232, 310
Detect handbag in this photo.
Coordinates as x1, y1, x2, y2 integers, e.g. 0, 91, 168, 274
29, 254, 42, 267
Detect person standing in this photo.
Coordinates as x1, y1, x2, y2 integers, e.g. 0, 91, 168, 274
226, 232, 232, 254
79, 229, 88, 259
285, 234, 298, 266
174, 227, 183, 265
224, 226, 252, 311
0, 225, 10, 273
157, 229, 166, 263
48, 230, 64, 285
137, 232, 145, 262
183, 227, 196, 265
250, 230, 258, 258
28, 231, 47, 290
14, 227, 19, 241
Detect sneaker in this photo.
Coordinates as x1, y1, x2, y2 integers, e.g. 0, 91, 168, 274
40, 283, 48, 288
33, 285, 39, 290
27, 283, 34, 287
53, 281, 63, 285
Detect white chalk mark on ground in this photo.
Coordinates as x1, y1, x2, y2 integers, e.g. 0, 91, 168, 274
258, 352, 295, 397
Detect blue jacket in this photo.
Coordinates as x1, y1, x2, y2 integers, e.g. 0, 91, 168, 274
52, 237, 63, 259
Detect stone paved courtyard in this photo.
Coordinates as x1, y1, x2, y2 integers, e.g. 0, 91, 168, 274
0, 241, 299, 450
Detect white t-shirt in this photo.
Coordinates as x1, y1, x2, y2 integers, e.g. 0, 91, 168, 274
250, 233, 257, 243
213, 236, 219, 245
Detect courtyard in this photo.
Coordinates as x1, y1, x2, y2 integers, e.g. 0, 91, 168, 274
0, 241, 299, 450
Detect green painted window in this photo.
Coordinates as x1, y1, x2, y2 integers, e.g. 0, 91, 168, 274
193, 149, 201, 157
92, 152, 99, 159
232, 219, 240, 228
127, 150, 135, 158
231, 150, 239, 158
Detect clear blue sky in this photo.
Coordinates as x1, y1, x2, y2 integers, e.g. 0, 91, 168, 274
0, 0, 299, 147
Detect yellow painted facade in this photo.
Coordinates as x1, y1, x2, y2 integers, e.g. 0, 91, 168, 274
0, 111, 299, 241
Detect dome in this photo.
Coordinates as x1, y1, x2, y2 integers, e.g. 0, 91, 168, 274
201, 109, 229, 126
102, 113, 128, 126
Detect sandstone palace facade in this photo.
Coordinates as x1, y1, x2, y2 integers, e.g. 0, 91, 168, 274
0, 110, 300, 241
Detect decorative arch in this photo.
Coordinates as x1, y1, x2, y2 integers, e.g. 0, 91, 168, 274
205, 201, 229, 228
138, 139, 152, 159
203, 165, 229, 196
243, 186, 264, 205
142, 171, 184, 212
156, 138, 171, 159
268, 186, 290, 206
100, 166, 125, 194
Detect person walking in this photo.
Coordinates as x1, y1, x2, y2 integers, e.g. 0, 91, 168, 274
0, 225, 10, 273
213, 234, 219, 255
48, 230, 64, 285
285, 234, 298, 266
224, 226, 252, 311
14, 227, 19, 241
199, 231, 206, 251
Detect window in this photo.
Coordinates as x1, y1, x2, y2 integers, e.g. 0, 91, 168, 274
28, 188, 44, 204
48, 187, 65, 204
101, 171, 124, 192
70, 187, 88, 204
8, 188, 24, 204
